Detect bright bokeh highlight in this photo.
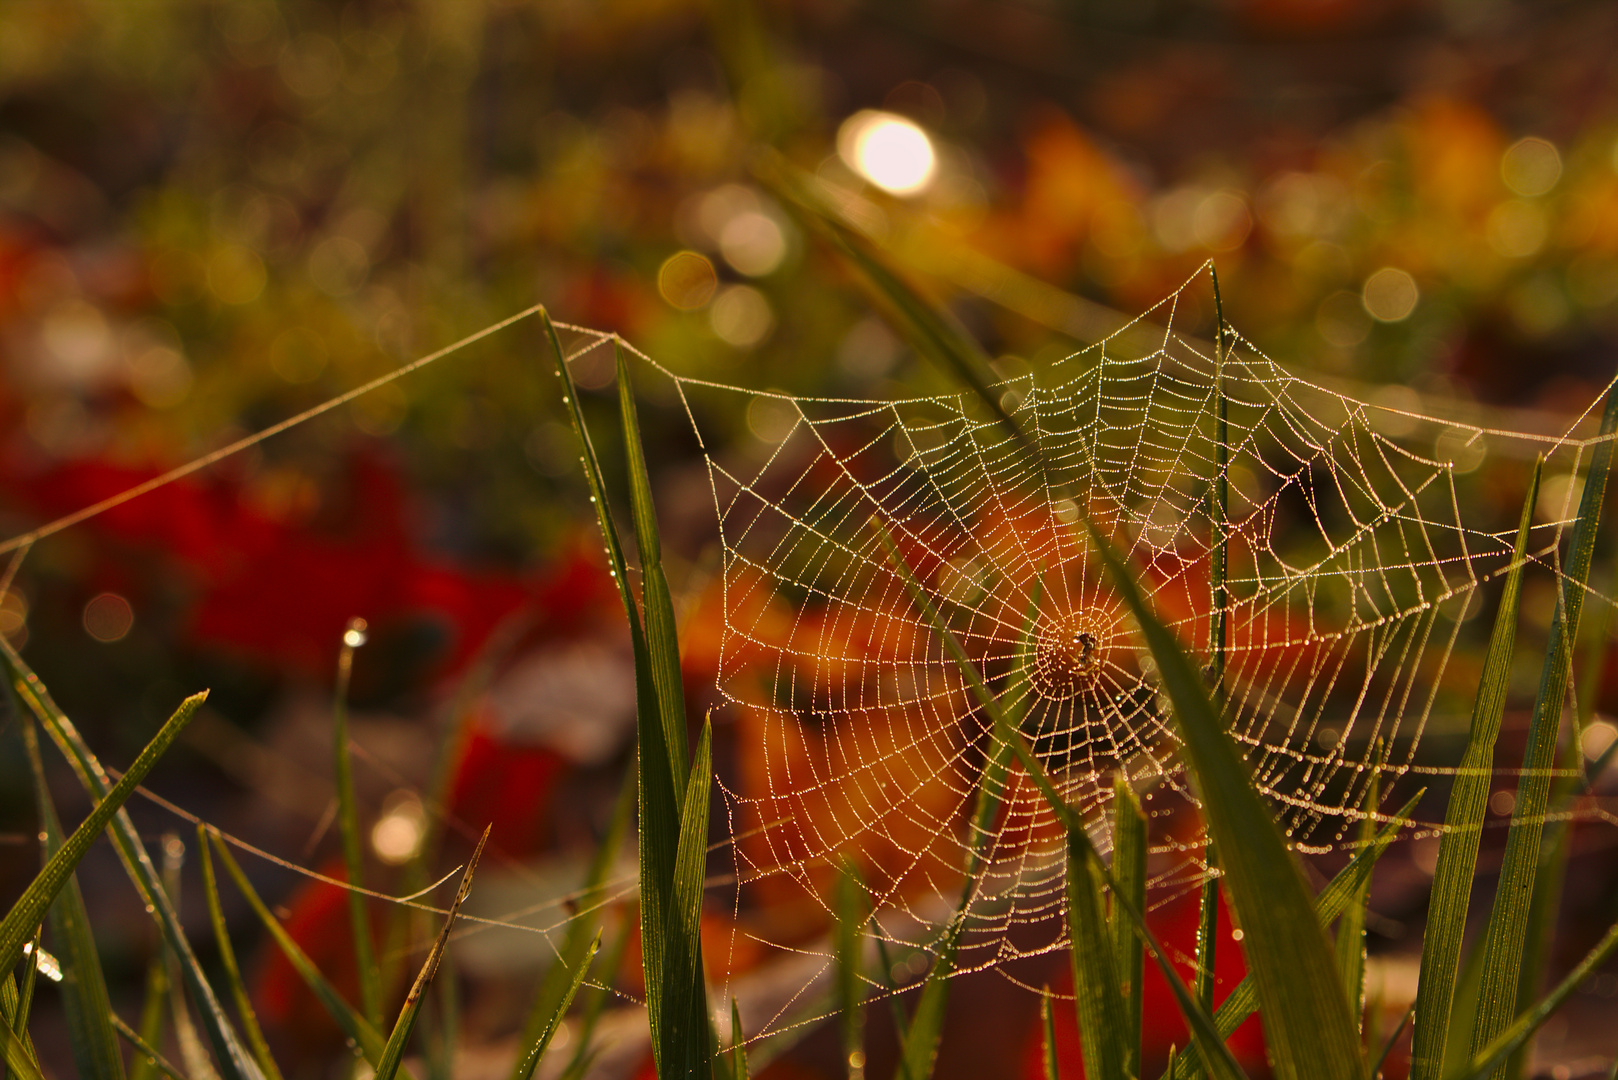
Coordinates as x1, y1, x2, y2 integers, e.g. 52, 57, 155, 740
837, 110, 937, 196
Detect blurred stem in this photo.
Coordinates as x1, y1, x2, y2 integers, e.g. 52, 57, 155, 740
334, 617, 382, 1032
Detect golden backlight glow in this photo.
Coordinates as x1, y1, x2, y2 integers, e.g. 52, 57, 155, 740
837, 110, 937, 197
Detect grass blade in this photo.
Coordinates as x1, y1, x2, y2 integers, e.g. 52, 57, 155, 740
731, 998, 748, 1080
542, 312, 684, 1072
113, 1014, 191, 1080
656, 718, 715, 1078
760, 160, 1025, 449
1073, 826, 1248, 1080
1110, 775, 1147, 1076
893, 919, 961, 1080
1471, 393, 1618, 1061
129, 949, 171, 1080
510, 928, 603, 1080
373, 828, 490, 1080
616, 342, 691, 793
1041, 987, 1059, 1080
13, 927, 42, 1038
558, 915, 634, 1080
0, 679, 206, 979
207, 832, 391, 1067
1083, 518, 1365, 1080
1066, 830, 1129, 1080
20, 717, 125, 1080
332, 618, 382, 1031
1, 1014, 46, 1080
508, 770, 631, 1080
1409, 460, 1541, 1080
2, 643, 262, 1080
1336, 766, 1381, 1038
1168, 795, 1421, 1080
196, 829, 283, 1080
1453, 913, 1618, 1080
836, 859, 868, 1080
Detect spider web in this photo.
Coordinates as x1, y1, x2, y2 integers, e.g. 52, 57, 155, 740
6, 272, 1617, 1070
594, 269, 1618, 1037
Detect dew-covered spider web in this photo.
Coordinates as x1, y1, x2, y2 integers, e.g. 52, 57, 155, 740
8, 267, 1618, 1069
582, 267, 1618, 1041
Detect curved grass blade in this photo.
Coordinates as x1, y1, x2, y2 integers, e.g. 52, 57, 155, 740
20, 716, 124, 1080
372, 828, 490, 1080
1452, 913, 1618, 1080
207, 833, 392, 1068
1111, 775, 1147, 1076
332, 619, 382, 1031
1372, 1004, 1414, 1080
656, 719, 715, 1079
1471, 392, 1618, 1065
1083, 519, 1365, 1080
1409, 461, 1541, 1080
542, 312, 684, 1072
1, 645, 262, 1080
196, 829, 283, 1080
511, 930, 603, 1080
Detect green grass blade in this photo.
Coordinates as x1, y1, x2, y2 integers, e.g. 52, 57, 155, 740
1041, 987, 1059, 1080
510, 928, 600, 1080
20, 717, 125, 1080
2, 643, 262, 1080
0, 682, 205, 979
1083, 518, 1365, 1080
1166, 795, 1421, 1080
130, 949, 171, 1080
1074, 826, 1248, 1080
113, 1014, 190, 1080
372, 828, 489, 1080
1, 1012, 46, 1080
1409, 461, 1541, 1080
893, 918, 961, 1080
2, 971, 43, 1074
558, 915, 634, 1080
1336, 766, 1381, 1038
13, 926, 42, 1038
761, 161, 1026, 450
207, 832, 390, 1066
1472, 394, 1618, 1061
1066, 829, 1129, 1080
1452, 913, 1618, 1080
616, 342, 691, 788
1110, 775, 1147, 1076
543, 312, 683, 1070
333, 619, 382, 1031
196, 828, 283, 1080
1193, 865, 1219, 1023
731, 998, 748, 1080
508, 770, 632, 1080
836, 859, 868, 1080
657, 718, 715, 1078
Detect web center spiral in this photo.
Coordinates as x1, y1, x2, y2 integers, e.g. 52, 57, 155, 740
1030, 614, 1112, 700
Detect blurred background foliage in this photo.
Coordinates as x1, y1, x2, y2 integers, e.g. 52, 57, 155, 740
3, 0, 1618, 1077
